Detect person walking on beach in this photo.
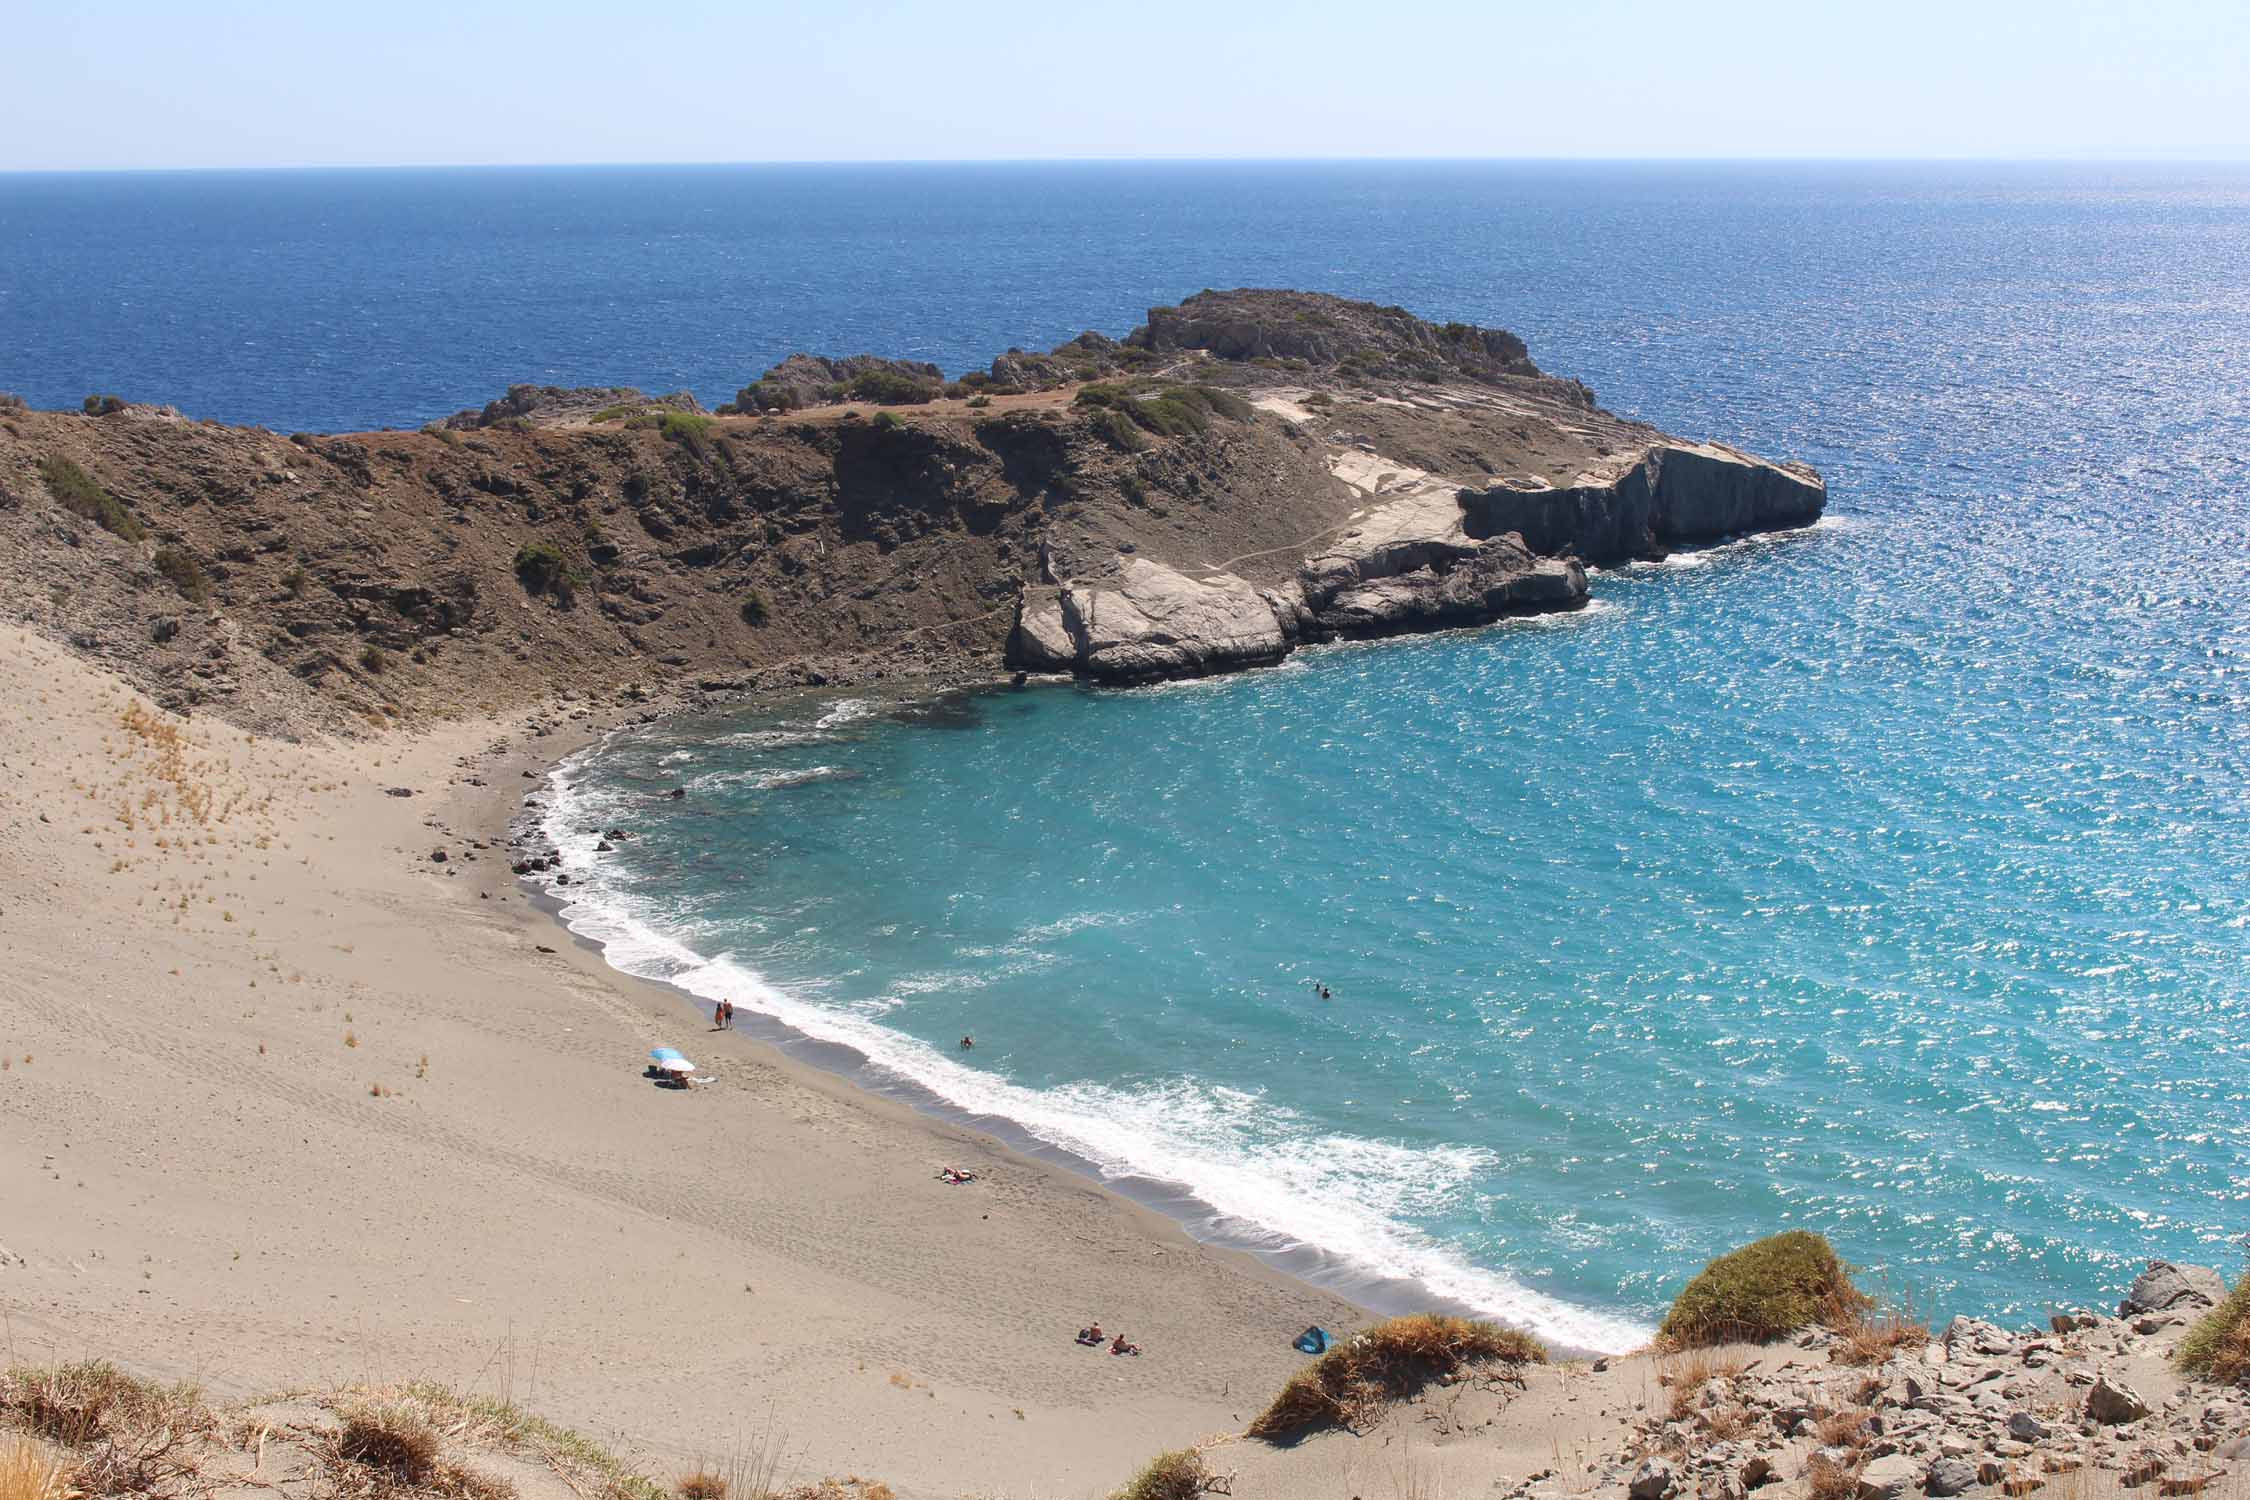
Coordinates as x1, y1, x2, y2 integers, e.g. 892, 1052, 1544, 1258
722, 999, 735, 1029
713, 1001, 725, 1030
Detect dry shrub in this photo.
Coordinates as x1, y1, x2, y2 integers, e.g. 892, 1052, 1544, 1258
1247, 1313, 1546, 1440
329, 1402, 517, 1500
769, 1483, 893, 1500
1112, 1448, 1214, 1500
1832, 1294, 1930, 1367
1701, 1404, 1756, 1442
1814, 1406, 1875, 1449
2178, 1275, 2250, 1388
0, 1362, 212, 1497
338, 1404, 441, 1484
1808, 1453, 1864, 1500
1660, 1230, 1871, 1348
678, 1472, 727, 1500
0, 1437, 75, 1500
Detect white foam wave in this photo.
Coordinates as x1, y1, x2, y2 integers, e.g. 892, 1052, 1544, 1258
692, 764, 852, 793
530, 754, 1650, 1354
814, 697, 879, 729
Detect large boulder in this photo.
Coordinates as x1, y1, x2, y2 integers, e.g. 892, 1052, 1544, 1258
2120, 1261, 2227, 1317
1006, 559, 1289, 683
2087, 1375, 2154, 1425
1926, 1457, 1979, 1497
1856, 1454, 1922, 1500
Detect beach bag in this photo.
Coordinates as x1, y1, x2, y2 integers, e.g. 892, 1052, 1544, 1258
1292, 1325, 1330, 1355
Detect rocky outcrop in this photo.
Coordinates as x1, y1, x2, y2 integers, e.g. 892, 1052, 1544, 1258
1132, 288, 1542, 384
441, 384, 704, 430
1011, 560, 1289, 683
4, 288, 1825, 724
1460, 441, 1827, 566
728, 353, 945, 412
2121, 1261, 2230, 1318
1505, 1265, 2244, 1500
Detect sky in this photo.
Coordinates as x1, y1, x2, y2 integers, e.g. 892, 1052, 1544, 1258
3, 0, 2247, 171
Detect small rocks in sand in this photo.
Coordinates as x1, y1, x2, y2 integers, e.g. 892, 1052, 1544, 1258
429, 849, 447, 862
1629, 1455, 1675, 1499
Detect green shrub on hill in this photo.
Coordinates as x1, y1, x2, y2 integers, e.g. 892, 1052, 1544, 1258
39, 455, 145, 541
1659, 1230, 1870, 1347
2178, 1274, 2250, 1387
82, 393, 126, 416
514, 540, 584, 603
152, 546, 211, 603
848, 368, 938, 405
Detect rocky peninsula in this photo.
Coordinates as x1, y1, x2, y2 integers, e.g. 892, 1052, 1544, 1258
0, 290, 1821, 733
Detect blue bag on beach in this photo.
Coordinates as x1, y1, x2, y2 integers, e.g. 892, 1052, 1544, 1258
1292, 1326, 1330, 1355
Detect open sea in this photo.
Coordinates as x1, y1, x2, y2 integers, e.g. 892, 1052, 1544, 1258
6, 162, 2246, 1349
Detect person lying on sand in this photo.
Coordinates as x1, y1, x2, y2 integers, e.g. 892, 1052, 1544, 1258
938, 1167, 976, 1184
1110, 1334, 1141, 1356
1075, 1322, 1104, 1345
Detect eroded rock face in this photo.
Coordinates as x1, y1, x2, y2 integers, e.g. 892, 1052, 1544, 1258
1459, 442, 1827, 566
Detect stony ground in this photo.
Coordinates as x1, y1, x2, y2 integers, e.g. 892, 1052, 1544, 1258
1510, 1262, 2247, 1500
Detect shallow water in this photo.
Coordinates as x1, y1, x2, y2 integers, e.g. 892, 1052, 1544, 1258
11, 160, 2243, 1347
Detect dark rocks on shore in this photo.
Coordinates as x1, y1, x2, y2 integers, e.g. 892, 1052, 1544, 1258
2120, 1260, 2228, 1317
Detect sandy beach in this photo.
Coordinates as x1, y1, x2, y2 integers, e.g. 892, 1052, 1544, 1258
0, 627, 1366, 1498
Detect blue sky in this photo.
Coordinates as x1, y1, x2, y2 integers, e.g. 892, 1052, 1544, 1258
4, 0, 2246, 170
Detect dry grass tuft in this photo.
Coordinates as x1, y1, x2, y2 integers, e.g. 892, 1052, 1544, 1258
1247, 1313, 1546, 1440
1814, 1406, 1876, 1449
1808, 1452, 1864, 1500
337, 1403, 442, 1484
0, 1362, 212, 1497
1659, 1230, 1871, 1348
1111, 1448, 1217, 1500
2178, 1275, 2250, 1388
0, 1437, 76, 1500
1831, 1293, 1930, 1367
677, 1472, 728, 1500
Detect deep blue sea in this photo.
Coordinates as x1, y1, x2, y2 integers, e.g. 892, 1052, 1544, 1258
8, 162, 2246, 1349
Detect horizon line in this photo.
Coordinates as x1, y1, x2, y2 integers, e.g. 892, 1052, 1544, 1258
6, 151, 2250, 177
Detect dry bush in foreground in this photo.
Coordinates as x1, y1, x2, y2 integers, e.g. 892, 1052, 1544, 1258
1659, 1230, 1871, 1348
1807, 1451, 1864, 1500
1247, 1313, 1546, 1440
0, 1437, 75, 1500
337, 1402, 443, 1484
0, 1361, 212, 1497
1112, 1447, 1220, 1500
678, 1470, 729, 1500
2178, 1275, 2250, 1388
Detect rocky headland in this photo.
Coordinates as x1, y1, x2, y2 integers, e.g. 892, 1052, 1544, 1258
0, 289, 1821, 732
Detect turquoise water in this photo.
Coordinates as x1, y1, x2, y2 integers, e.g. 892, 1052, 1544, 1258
426, 163, 2250, 1349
